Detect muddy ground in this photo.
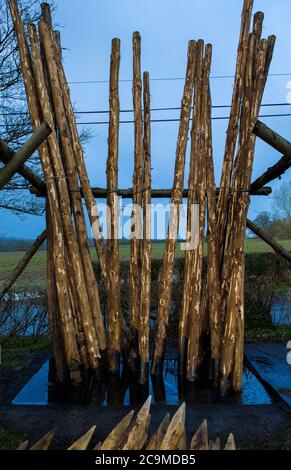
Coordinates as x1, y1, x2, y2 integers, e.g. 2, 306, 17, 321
0, 351, 291, 449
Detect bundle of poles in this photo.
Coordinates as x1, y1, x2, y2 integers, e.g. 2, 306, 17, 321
8, 0, 275, 394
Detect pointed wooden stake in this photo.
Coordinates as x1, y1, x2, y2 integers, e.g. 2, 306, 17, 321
30, 430, 55, 450
145, 413, 170, 450
190, 419, 208, 450
101, 411, 134, 450
160, 402, 186, 450
225, 433, 236, 450
67, 426, 96, 450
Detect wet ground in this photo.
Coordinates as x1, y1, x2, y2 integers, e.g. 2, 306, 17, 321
245, 343, 291, 407
12, 358, 274, 406
1, 402, 290, 450
0, 344, 290, 449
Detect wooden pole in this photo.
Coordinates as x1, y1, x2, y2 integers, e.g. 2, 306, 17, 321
246, 218, 291, 262
204, 50, 221, 381
216, 0, 254, 250
220, 27, 272, 393
187, 43, 209, 382
0, 229, 47, 301
9, 0, 82, 383
178, 39, 200, 375
152, 40, 196, 375
30, 185, 271, 198
253, 120, 291, 158
250, 155, 291, 191
0, 140, 46, 192
106, 38, 122, 374
139, 71, 152, 384
49, 25, 108, 287
129, 31, 144, 374
0, 123, 51, 189
37, 21, 107, 359
46, 203, 67, 383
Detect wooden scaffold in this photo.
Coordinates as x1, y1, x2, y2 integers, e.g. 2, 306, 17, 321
2, 0, 291, 398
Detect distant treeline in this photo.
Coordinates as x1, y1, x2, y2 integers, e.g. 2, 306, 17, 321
0, 237, 48, 252
0, 237, 168, 252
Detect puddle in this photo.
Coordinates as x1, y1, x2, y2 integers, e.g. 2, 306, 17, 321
12, 359, 274, 406
271, 300, 291, 325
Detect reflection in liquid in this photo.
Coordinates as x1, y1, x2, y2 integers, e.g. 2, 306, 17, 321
16, 357, 272, 406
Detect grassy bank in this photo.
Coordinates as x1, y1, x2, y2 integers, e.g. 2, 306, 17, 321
0, 427, 27, 450
1, 239, 291, 291
0, 336, 50, 371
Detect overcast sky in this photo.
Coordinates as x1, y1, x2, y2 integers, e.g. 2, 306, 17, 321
2, 0, 291, 238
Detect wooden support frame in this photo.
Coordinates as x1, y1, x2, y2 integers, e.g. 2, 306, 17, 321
0, 122, 51, 189
0, 229, 47, 301
29, 185, 272, 198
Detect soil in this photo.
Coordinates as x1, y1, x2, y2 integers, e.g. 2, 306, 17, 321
0, 402, 290, 449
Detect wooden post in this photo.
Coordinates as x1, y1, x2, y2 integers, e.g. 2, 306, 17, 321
9, 0, 82, 383
0, 229, 47, 301
46, 203, 67, 383
0, 123, 51, 189
0, 139, 46, 192
152, 40, 196, 375
50, 25, 108, 287
204, 49, 221, 381
216, 0, 254, 251
36, 21, 106, 359
129, 31, 144, 374
246, 218, 291, 262
106, 38, 122, 374
178, 39, 200, 375
253, 120, 291, 159
187, 43, 209, 382
139, 71, 152, 384
220, 24, 273, 392
30, 185, 271, 198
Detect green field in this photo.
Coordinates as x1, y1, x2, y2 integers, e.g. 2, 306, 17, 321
0, 238, 291, 292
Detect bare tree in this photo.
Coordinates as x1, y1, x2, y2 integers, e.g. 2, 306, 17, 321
0, 0, 53, 217
0, 0, 93, 219
272, 181, 291, 238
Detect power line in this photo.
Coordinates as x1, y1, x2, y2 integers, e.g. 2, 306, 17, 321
1, 102, 291, 118
67, 72, 291, 84
1, 112, 291, 128
76, 112, 291, 126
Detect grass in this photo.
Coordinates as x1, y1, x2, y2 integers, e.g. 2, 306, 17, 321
0, 427, 27, 450
0, 336, 50, 371
1, 238, 291, 292
245, 325, 291, 343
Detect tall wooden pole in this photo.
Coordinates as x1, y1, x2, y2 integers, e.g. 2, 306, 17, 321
0, 123, 51, 189
49, 24, 108, 288
129, 32, 144, 374
37, 21, 106, 357
9, 0, 82, 383
216, 0, 254, 251
152, 40, 196, 375
186, 44, 209, 382
204, 48, 221, 382
178, 39, 200, 375
0, 229, 47, 301
29, 23, 101, 370
106, 38, 122, 374
139, 71, 152, 384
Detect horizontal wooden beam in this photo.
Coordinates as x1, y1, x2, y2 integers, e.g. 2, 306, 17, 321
0, 228, 48, 301
246, 218, 291, 263
0, 123, 50, 191
30, 185, 272, 198
254, 120, 291, 158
